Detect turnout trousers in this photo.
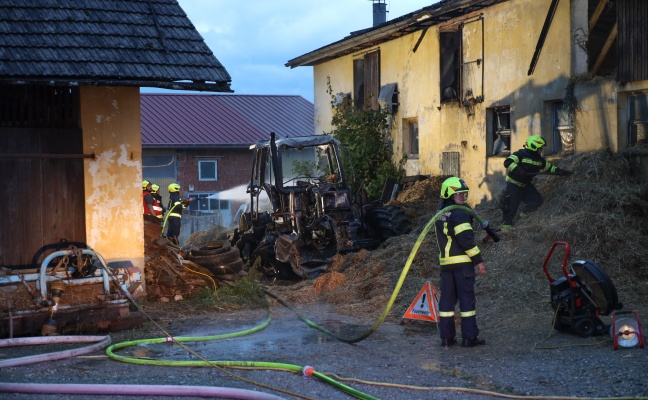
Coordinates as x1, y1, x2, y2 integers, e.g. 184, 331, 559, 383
500, 182, 542, 225
438, 264, 478, 340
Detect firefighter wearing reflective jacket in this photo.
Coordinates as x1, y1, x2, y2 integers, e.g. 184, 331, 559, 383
142, 180, 157, 216
435, 177, 487, 348
500, 136, 572, 227
162, 183, 192, 244
150, 184, 165, 218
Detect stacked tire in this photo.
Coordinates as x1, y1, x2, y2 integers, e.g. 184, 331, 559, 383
186, 240, 244, 278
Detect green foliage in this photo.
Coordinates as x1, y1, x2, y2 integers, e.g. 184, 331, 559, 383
193, 275, 268, 309
325, 77, 403, 200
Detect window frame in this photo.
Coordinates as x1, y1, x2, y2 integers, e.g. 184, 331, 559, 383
486, 106, 511, 157
198, 159, 218, 181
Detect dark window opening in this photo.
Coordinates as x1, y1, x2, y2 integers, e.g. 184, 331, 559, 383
440, 30, 461, 103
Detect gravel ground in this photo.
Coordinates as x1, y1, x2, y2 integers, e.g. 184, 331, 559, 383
1, 302, 647, 400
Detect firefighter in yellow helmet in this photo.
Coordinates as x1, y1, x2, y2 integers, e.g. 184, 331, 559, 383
162, 183, 192, 244
500, 136, 572, 227
435, 177, 487, 347
142, 180, 156, 216
150, 184, 165, 218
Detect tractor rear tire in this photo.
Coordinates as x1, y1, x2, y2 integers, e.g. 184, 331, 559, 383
367, 205, 411, 241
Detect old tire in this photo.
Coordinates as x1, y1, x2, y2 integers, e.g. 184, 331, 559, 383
189, 240, 232, 256
367, 205, 411, 241
188, 247, 240, 267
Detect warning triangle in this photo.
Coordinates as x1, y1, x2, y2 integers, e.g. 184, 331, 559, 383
403, 282, 440, 322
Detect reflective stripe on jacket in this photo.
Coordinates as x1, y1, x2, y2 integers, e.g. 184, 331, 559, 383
434, 200, 483, 270
504, 148, 558, 187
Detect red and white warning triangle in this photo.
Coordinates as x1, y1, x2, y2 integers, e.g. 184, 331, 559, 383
403, 281, 440, 322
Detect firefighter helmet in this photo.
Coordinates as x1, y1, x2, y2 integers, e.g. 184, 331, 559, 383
526, 135, 546, 151
168, 183, 181, 193
142, 180, 150, 190
151, 184, 160, 194
440, 177, 470, 199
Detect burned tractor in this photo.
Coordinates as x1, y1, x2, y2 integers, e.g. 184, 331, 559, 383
230, 133, 410, 280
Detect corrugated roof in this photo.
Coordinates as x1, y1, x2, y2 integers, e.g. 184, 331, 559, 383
141, 94, 315, 148
0, 0, 232, 92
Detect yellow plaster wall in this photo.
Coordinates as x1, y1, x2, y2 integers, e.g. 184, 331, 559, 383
80, 86, 145, 275
311, 0, 579, 204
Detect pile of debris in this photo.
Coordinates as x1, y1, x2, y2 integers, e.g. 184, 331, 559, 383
143, 217, 245, 302
269, 148, 648, 333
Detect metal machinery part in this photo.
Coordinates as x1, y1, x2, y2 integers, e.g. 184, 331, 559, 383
0, 248, 143, 338
230, 133, 411, 280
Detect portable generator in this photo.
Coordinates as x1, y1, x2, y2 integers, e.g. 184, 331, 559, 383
542, 242, 623, 337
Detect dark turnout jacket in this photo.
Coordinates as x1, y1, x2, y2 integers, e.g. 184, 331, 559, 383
434, 199, 483, 271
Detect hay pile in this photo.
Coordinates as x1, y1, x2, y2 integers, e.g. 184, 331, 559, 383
271, 148, 648, 333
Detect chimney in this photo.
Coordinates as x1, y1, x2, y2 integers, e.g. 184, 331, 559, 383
372, 0, 387, 26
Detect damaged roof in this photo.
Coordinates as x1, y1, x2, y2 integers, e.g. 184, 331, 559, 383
286, 0, 507, 68
0, 0, 232, 92
141, 94, 315, 148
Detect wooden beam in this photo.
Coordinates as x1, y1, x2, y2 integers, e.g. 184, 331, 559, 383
528, 0, 561, 76
589, 0, 609, 31
592, 22, 617, 75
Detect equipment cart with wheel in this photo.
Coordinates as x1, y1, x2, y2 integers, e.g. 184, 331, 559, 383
542, 241, 623, 337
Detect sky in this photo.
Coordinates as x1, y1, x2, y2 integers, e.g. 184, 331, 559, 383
140, 1, 437, 102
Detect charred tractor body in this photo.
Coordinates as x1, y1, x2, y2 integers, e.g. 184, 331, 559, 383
231, 133, 410, 280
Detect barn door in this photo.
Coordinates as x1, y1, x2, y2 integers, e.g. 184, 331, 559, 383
0, 85, 85, 269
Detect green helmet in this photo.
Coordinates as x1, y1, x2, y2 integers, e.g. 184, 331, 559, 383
142, 180, 150, 190
526, 135, 546, 151
151, 184, 160, 194
168, 183, 181, 193
440, 177, 469, 199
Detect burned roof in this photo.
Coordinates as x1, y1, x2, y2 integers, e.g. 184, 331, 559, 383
141, 94, 314, 148
0, 0, 232, 92
286, 0, 507, 68
251, 135, 339, 150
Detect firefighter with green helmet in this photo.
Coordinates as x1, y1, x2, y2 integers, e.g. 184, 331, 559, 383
500, 135, 572, 227
435, 177, 487, 347
162, 183, 192, 245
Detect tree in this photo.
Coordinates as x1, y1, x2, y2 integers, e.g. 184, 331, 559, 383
325, 77, 404, 200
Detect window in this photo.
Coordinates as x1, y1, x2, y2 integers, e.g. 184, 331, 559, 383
440, 29, 461, 103
142, 153, 176, 179
187, 193, 231, 213
198, 160, 217, 181
629, 94, 648, 147
353, 50, 380, 110
442, 152, 460, 176
487, 107, 511, 156
553, 101, 574, 153
403, 119, 419, 158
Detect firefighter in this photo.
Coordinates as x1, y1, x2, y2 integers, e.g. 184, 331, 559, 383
150, 184, 165, 218
500, 135, 572, 228
142, 180, 156, 216
162, 183, 192, 245
435, 177, 487, 347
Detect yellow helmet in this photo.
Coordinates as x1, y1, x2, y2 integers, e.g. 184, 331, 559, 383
151, 184, 160, 194
142, 180, 150, 190
526, 135, 546, 151
440, 176, 469, 199
168, 183, 181, 193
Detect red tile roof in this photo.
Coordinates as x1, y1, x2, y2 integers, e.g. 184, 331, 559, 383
141, 94, 314, 148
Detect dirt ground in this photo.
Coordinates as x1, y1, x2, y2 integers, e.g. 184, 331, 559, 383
2, 148, 648, 399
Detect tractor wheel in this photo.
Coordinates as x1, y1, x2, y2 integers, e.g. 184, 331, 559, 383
189, 240, 231, 256
367, 205, 411, 241
188, 247, 240, 267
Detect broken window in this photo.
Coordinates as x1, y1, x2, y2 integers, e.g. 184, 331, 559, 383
353, 50, 380, 109
402, 119, 419, 158
553, 101, 574, 154
487, 107, 511, 156
629, 93, 648, 146
440, 29, 461, 103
